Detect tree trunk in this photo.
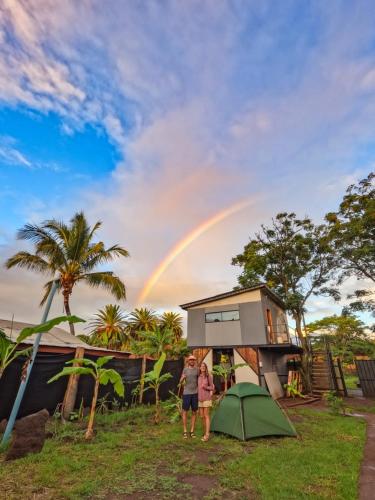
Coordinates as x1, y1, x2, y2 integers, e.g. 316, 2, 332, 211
63, 292, 75, 336
155, 385, 160, 424
294, 312, 312, 393
224, 377, 228, 393
62, 347, 85, 420
85, 377, 99, 439
139, 355, 146, 404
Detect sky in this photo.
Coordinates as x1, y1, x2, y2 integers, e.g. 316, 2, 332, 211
0, 0, 374, 331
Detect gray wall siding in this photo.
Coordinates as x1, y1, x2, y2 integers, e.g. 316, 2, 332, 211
187, 308, 205, 347
186, 292, 288, 347
206, 321, 241, 346
239, 302, 267, 344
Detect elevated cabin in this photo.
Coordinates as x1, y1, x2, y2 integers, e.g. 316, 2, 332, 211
180, 284, 301, 390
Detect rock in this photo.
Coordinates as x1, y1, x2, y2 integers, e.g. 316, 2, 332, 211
5, 409, 49, 461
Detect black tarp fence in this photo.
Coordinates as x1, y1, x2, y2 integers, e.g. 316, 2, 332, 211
0, 353, 184, 421
355, 359, 375, 397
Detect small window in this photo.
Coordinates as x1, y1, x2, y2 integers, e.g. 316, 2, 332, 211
222, 310, 240, 321
205, 312, 222, 322
205, 310, 240, 322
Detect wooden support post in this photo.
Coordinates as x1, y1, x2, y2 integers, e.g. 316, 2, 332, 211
62, 347, 85, 419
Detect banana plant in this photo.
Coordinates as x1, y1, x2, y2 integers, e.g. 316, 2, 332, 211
212, 363, 247, 392
143, 352, 172, 424
0, 316, 83, 380
48, 356, 124, 439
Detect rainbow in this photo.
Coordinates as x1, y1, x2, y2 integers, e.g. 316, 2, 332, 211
137, 198, 253, 305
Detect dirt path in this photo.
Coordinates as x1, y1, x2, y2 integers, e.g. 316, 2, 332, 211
359, 414, 375, 500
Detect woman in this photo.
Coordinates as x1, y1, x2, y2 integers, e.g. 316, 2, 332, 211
198, 362, 215, 442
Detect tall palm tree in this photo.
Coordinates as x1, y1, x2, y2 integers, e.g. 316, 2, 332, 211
127, 307, 159, 336
127, 307, 158, 403
88, 304, 128, 350
5, 212, 129, 335
159, 311, 183, 341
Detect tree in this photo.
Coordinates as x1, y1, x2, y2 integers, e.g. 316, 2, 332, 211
143, 352, 172, 423
232, 213, 338, 351
325, 173, 375, 317
48, 356, 124, 439
159, 312, 183, 341
306, 314, 375, 364
127, 308, 158, 403
88, 304, 128, 350
128, 308, 158, 336
5, 212, 129, 335
0, 315, 83, 379
132, 327, 173, 358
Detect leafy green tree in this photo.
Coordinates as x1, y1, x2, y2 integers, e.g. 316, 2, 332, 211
0, 316, 83, 379
88, 304, 128, 350
48, 356, 124, 439
232, 213, 338, 351
5, 212, 129, 335
143, 352, 173, 423
306, 314, 375, 364
325, 173, 375, 317
128, 308, 158, 403
159, 312, 183, 341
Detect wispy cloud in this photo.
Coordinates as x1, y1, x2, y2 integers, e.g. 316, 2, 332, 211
0, 136, 32, 168
1, 1, 375, 323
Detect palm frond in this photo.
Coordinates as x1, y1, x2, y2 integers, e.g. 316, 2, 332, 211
82, 272, 126, 300
5, 252, 51, 274
88, 220, 102, 240
17, 223, 54, 245
82, 244, 129, 271
43, 219, 70, 247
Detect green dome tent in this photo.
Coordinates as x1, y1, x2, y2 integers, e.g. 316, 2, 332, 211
210, 382, 297, 441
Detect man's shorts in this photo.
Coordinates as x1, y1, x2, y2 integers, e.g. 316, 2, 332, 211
182, 393, 198, 411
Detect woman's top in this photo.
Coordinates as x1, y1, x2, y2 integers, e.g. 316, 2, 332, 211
198, 373, 215, 402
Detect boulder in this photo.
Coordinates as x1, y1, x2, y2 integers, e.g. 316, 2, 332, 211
5, 409, 49, 461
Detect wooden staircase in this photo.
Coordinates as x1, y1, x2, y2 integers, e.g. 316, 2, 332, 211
311, 353, 332, 396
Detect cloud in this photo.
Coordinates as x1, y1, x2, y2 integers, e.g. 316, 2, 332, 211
0, 137, 32, 168
1, 1, 375, 326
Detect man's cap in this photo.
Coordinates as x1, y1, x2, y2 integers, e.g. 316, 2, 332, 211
187, 354, 197, 360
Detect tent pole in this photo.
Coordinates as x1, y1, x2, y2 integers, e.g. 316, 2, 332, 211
1, 280, 58, 446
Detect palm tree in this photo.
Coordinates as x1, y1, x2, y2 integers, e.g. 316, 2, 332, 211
128, 307, 158, 403
133, 327, 173, 358
88, 304, 128, 350
5, 212, 129, 335
159, 311, 183, 341
128, 307, 159, 336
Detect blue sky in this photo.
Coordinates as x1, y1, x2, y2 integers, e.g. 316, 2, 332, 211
0, 1, 374, 325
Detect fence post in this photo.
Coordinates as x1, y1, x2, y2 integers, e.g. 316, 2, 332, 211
62, 347, 85, 419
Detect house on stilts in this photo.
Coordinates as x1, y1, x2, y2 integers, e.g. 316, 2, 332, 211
180, 284, 302, 391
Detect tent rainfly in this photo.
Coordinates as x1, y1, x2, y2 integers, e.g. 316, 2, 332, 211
210, 382, 297, 440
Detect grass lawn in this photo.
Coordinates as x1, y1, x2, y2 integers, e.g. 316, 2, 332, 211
0, 405, 367, 499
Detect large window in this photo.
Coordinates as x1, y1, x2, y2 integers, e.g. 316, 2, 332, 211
205, 310, 240, 323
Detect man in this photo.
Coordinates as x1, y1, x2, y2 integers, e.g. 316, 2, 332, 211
180, 354, 199, 438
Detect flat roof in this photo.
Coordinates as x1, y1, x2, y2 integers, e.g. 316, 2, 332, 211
179, 283, 286, 310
